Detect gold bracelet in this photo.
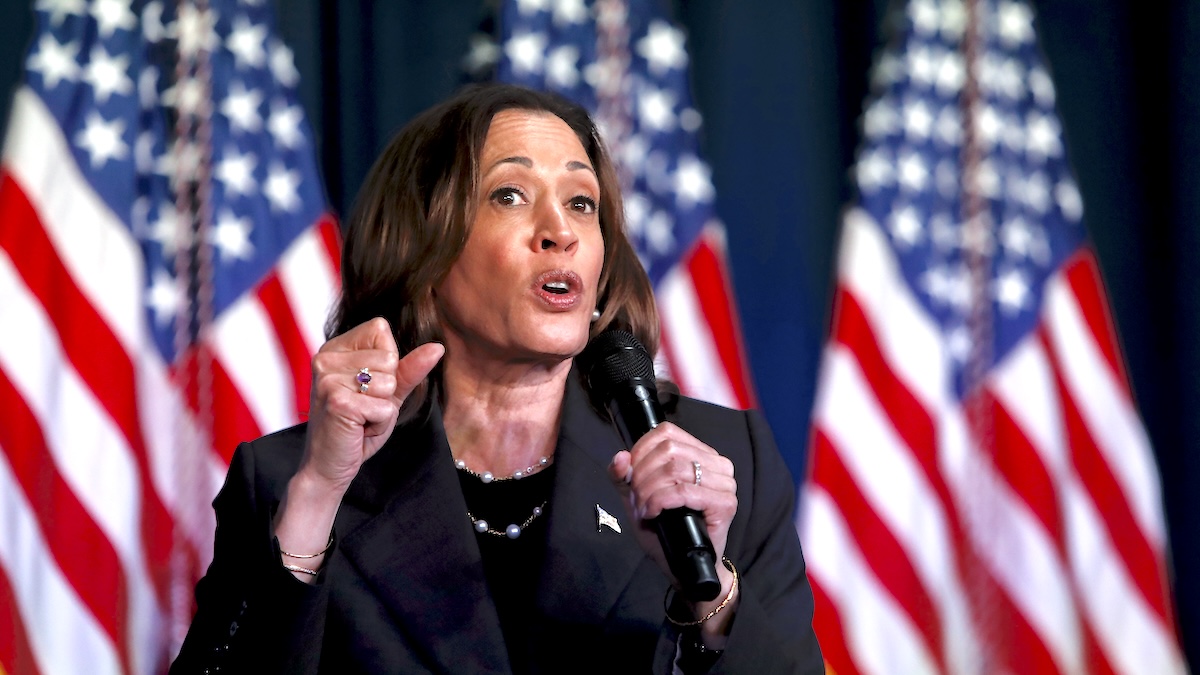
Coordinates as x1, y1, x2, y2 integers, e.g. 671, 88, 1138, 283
282, 563, 319, 576
664, 557, 739, 627
280, 531, 334, 559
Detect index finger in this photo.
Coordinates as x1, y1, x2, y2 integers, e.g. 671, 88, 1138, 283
325, 317, 399, 354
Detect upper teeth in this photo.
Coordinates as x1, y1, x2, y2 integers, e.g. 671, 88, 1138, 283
544, 281, 569, 291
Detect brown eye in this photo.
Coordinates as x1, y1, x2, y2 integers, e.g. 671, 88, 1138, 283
570, 195, 597, 214
491, 187, 527, 206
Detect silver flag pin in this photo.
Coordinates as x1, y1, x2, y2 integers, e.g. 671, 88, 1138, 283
596, 504, 622, 533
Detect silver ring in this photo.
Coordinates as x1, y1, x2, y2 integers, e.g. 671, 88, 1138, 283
356, 367, 371, 394
693, 461, 702, 487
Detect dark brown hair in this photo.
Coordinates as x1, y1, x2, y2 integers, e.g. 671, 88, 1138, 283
329, 83, 659, 418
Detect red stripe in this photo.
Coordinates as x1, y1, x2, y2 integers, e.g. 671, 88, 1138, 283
174, 345, 263, 465
1039, 326, 1173, 625
316, 214, 342, 279
1080, 609, 1119, 675
256, 273, 312, 419
810, 431, 947, 671
0, 172, 180, 614
0, 368, 133, 675
809, 576, 863, 675
684, 233, 755, 408
983, 566, 1065, 675
1061, 250, 1128, 396
0, 562, 41, 675
982, 388, 1067, 559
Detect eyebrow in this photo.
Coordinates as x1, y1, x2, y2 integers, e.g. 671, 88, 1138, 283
488, 156, 596, 175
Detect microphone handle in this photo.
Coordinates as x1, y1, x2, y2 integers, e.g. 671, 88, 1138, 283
613, 385, 722, 603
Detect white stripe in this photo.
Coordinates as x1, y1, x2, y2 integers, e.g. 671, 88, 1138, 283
658, 264, 738, 407
213, 294, 295, 435
1043, 274, 1166, 546
0, 250, 166, 673
838, 208, 947, 411
814, 346, 977, 673
799, 487, 942, 675
278, 224, 339, 354
0, 447, 124, 675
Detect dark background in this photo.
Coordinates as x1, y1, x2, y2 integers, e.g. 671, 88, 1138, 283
0, 0, 1195, 667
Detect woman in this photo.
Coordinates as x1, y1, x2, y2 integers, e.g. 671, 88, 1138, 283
172, 84, 823, 674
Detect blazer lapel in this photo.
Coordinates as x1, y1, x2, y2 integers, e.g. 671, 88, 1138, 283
335, 402, 512, 675
536, 373, 657, 624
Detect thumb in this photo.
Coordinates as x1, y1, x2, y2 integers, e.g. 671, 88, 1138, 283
392, 342, 446, 405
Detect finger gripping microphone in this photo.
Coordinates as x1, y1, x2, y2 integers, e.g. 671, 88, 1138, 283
582, 329, 721, 602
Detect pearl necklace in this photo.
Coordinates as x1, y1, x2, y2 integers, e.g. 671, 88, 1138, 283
466, 501, 547, 539
453, 455, 552, 482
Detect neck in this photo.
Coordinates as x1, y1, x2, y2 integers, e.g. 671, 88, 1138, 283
440, 349, 574, 477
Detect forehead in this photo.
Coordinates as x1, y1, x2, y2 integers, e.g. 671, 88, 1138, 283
481, 109, 591, 166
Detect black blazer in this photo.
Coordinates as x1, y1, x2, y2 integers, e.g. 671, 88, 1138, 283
172, 374, 824, 674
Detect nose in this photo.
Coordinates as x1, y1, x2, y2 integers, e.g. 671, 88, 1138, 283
534, 200, 579, 253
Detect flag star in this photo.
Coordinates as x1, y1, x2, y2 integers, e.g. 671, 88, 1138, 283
227, 16, 268, 69
210, 210, 255, 261
35, 0, 86, 26
138, 66, 160, 110
862, 99, 899, 139
996, 1, 1036, 47
908, 0, 939, 36
552, 0, 588, 25
637, 20, 688, 75
872, 53, 905, 89
75, 112, 128, 168
83, 46, 134, 104
221, 81, 264, 133
1022, 171, 1052, 213
172, 5, 219, 59
903, 99, 934, 141
515, 0, 550, 14
583, 57, 622, 98
505, 32, 548, 75
935, 159, 959, 198
939, 0, 967, 40
999, 215, 1050, 264
993, 268, 1030, 314
268, 39, 301, 88
855, 148, 893, 193
992, 57, 1025, 101
157, 138, 202, 188
974, 104, 1003, 149
1025, 112, 1062, 162
971, 158, 1001, 199
920, 264, 956, 305
594, 0, 628, 30
889, 204, 923, 247
1028, 66, 1056, 107
216, 147, 258, 197
934, 106, 961, 146
1002, 116, 1026, 154
146, 268, 182, 326
463, 33, 501, 73
147, 204, 187, 256
135, 130, 156, 173
679, 108, 703, 133
268, 100, 304, 148
623, 193, 650, 237
1055, 179, 1084, 222
142, 0, 167, 42
946, 324, 973, 363
673, 156, 715, 207
637, 86, 676, 132
897, 151, 928, 192
619, 134, 649, 176
90, 0, 136, 38
645, 210, 675, 254
26, 34, 79, 89
934, 52, 965, 97
264, 163, 301, 212
162, 77, 206, 116
929, 211, 957, 251
545, 45, 580, 89
961, 216, 996, 256
906, 45, 937, 88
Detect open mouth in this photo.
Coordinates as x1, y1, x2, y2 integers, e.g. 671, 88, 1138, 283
542, 281, 570, 295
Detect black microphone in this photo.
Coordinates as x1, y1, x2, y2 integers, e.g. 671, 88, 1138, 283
581, 329, 721, 602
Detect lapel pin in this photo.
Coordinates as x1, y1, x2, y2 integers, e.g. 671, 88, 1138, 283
596, 504, 622, 534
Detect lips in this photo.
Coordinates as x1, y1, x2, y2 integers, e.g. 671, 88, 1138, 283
532, 269, 584, 309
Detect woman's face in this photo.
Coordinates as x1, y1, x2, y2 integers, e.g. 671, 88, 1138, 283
435, 109, 604, 366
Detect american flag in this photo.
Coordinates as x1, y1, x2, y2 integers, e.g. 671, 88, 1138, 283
489, 0, 756, 409
0, 1, 339, 673
798, 0, 1185, 673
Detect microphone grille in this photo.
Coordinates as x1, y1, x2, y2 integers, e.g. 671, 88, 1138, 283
580, 329, 657, 399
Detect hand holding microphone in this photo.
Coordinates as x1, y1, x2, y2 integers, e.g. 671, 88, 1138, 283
583, 330, 739, 608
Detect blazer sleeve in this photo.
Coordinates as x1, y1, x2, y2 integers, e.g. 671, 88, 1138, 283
169, 441, 332, 674
655, 408, 825, 674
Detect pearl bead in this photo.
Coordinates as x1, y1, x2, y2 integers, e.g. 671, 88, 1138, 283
532, 506, 542, 516
454, 459, 466, 470
506, 524, 521, 539
539, 457, 549, 466
481, 472, 494, 483
513, 470, 524, 479
474, 519, 489, 533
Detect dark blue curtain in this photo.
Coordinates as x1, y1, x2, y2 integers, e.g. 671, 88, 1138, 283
1, 0, 1195, 666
